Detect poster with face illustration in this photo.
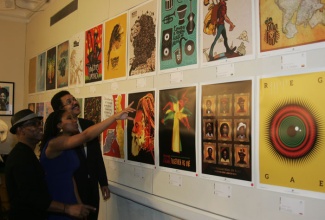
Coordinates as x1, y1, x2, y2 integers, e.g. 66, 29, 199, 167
128, 0, 157, 77
127, 91, 155, 165
159, 0, 198, 72
104, 13, 127, 80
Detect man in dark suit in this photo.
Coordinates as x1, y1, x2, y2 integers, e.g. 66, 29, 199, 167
51, 91, 110, 220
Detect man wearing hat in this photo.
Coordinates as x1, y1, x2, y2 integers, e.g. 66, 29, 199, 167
5, 109, 95, 219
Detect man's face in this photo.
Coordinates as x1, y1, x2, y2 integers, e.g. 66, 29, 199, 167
19, 119, 44, 143
0, 92, 6, 103
239, 126, 245, 135
60, 94, 80, 117
222, 125, 228, 135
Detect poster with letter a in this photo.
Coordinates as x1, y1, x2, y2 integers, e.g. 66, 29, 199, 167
259, 71, 325, 194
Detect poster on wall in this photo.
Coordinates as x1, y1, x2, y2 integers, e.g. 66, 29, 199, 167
127, 91, 155, 165
201, 0, 254, 66
69, 32, 85, 87
44, 101, 53, 122
57, 40, 69, 88
259, 0, 325, 56
85, 24, 103, 84
159, 0, 198, 72
0, 81, 14, 116
104, 13, 128, 80
29, 56, 36, 94
159, 86, 196, 172
259, 71, 325, 195
84, 96, 101, 124
128, 0, 157, 77
46, 46, 56, 91
36, 52, 46, 93
36, 102, 44, 118
102, 94, 126, 159
201, 80, 252, 182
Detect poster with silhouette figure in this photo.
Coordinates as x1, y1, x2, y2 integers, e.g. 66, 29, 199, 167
159, 0, 198, 72
85, 24, 103, 83
104, 13, 127, 80
259, 71, 325, 195
102, 94, 126, 159
46, 46, 56, 90
201, 0, 254, 66
201, 80, 252, 182
159, 86, 196, 172
127, 91, 155, 165
128, 0, 157, 77
57, 40, 69, 88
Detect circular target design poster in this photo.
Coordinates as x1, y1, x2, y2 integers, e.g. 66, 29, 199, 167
259, 71, 325, 193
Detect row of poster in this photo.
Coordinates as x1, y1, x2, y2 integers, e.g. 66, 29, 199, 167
29, 70, 325, 198
28, 0, 325, 93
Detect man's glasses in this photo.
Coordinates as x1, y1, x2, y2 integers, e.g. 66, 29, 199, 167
62, 97, 77, 108
21, 119, 43, 128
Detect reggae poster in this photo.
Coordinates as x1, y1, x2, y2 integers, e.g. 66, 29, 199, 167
69, 32, 85, 87
104, 13, 127, 80
159, 86, 196, 172
57, 40, 69, 88
84, 24, 103, 84
127, 91, 155, 165
127, 0, 157, 77
201, 80, 252, 182
102, 94, 126, 159
260, 71, 325, 193
84, 96, 101, 124
201, 0, 253, 66
46, 46, 56, 91
159, 0, 198, 71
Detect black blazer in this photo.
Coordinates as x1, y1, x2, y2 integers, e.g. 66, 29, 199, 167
74, 118, 108, 203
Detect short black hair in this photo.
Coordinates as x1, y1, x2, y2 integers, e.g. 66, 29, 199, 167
51, 90, 70, 111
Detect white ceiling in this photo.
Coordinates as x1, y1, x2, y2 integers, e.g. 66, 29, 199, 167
0, 0, 49, 22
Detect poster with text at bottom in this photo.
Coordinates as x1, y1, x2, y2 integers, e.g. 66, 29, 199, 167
159, 86, 196, 172
259, 71, 325, 193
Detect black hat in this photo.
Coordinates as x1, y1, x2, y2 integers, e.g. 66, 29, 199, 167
10, 109, 43, 134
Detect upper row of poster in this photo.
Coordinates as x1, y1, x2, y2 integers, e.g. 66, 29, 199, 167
29, 0, 325, 93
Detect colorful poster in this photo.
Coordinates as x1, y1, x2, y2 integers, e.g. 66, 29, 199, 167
46, 46, 56, 90
127, 91, 155, 165
159, 86, 196, 172
102, 94, 126, 159
36, 52, 46, 92
85, 24, 103, 84
29, 56, 36, 94
128, 0, 157, 77
84, 96, 101, 124
69, 32, 85, 87
259, 0, 325, 54
201, 0, 253, 66
57, 40, 69, 88
259, 71, 325, 193
201, 80, 252, 182
159, 0, 198, 71
104, 13, 127, 80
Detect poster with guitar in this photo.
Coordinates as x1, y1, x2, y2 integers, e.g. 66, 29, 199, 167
159, 0, 198, 72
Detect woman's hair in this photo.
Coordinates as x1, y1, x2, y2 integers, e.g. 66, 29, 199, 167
107, 24, 123, 68
40, 110, 65, 152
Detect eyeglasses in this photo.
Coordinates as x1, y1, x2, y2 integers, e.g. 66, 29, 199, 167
21, 119, 43, 128
61, 97, 77, 108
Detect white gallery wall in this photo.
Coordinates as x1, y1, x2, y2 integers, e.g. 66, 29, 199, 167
22, 0, 325, 219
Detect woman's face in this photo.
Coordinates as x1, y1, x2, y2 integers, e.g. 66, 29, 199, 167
60, 111, 78, 134
0, 92, 7, 103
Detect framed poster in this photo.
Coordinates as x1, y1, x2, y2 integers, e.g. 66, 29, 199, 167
201, 79, 252, 183
57, 40, 69, 88
159, 0, 198, 72
69, 32, 85, 87
0, 82, 14, 116
159, 85, 196, 172
201, 0, 254, 66
36, 52, 46, 92
128, 0, 157, 77
127, 91, 155, 165
46, 46, 56, 91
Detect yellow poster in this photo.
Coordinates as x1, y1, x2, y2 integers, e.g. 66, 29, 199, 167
259, 71, 325, 193
104, 13, 127, 80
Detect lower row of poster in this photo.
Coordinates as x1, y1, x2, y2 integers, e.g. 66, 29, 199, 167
28, 71, 325, 196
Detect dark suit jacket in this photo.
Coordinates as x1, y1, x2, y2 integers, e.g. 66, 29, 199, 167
74, 118, 108, 210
